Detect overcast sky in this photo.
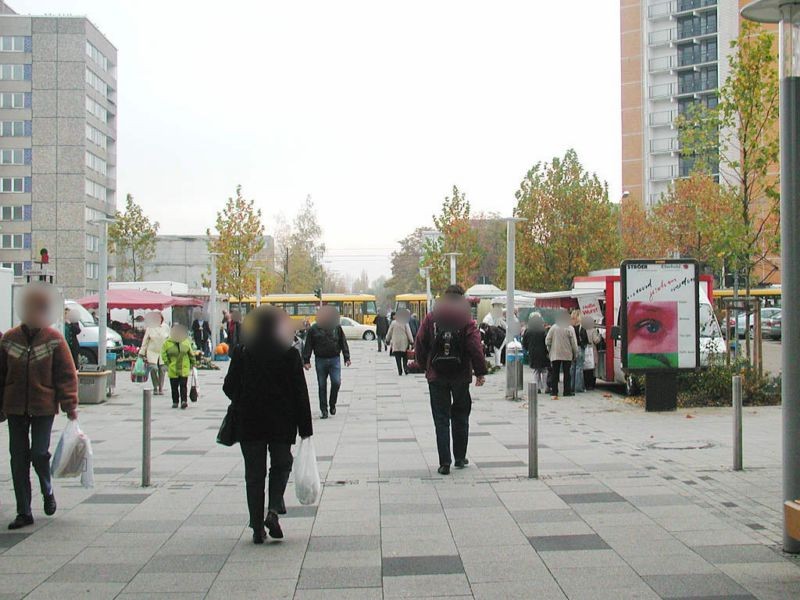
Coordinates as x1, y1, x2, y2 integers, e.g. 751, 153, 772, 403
15, 0, 621, 282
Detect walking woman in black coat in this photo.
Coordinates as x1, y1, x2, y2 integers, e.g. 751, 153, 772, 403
223, 306, 313, 544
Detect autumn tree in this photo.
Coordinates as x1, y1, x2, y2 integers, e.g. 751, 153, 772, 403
514, 149, 620, 291
386, 228, 426, 292
472, 212, 506, 286
273, 196, 328, 293
207, 185, 265, 301
108, 193, 159, 281
422, 186, 481, 293
677, 20, 779, 291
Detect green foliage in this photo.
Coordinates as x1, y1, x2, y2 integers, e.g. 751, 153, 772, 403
108, 193, 159, 281
676, 359, 781, 407
386, 228, 426, 292
274, 196, 329, 293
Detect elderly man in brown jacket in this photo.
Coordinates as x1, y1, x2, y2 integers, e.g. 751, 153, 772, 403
545, 310, 579, 397
0, 284, 78, 530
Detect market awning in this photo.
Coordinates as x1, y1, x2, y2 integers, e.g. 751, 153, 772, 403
76, 289, 203, 310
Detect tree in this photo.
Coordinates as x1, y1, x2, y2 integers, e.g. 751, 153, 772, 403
108, 193, 159, 281
207, 185, 265, 301
351, 270, 370, 293
513, 149, 620, 291
422, 186, 481, 293
678, 21, 780, 291
386, 228, 426, 292
272, 196, 327, 293
472, 212, 506, 286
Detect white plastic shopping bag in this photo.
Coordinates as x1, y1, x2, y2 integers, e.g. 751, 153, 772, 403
294, 437, 321, 505
50, 420, 95, 488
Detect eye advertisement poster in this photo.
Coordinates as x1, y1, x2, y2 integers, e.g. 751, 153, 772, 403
621, 260, 700, 371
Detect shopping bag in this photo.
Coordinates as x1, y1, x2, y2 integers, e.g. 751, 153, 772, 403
51, 420, 95, 487
131, 357, 149, 383
216, 404, 238, 446
294, 437, 320, 505
189, 367, 199, 402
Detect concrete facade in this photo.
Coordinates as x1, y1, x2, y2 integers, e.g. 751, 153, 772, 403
0, 5, 116, 299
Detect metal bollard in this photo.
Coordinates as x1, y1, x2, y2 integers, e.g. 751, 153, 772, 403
142, 389, 152, 487
528, 382, 538, 479
733, 375, 743, 471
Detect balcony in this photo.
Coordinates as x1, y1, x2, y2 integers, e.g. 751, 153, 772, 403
649, 192, 666, 205
649, 55, 675, 73
649, 28, 675, 46
675, 0, 717, 15
650, 137, 681, 154
648, 1, 675, 20
650, 109, 677, 127
677, 78, 718, 95
676, 23, 717, 42
676, 51, 717, 69
651, 164, 679, 181
650, 82, 676, 100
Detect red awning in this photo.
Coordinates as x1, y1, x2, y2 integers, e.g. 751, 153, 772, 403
76, 289, 203, 310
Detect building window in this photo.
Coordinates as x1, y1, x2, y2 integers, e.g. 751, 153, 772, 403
85, 96, 108, 122
85, 151, 107, 176
1, 262, 24, 276
86, 41, 109, 72
85, 67, 109, 97
86, 233, 100, 252
0, 92, 25, 108
0, 177, 24, 193
1, 234, 23, 249
0, 149, 24, 165
85, 123, 107, 149
0, 64, 26, 80
86, 262, 100, 280
85, 206, 107, 222
85, 178, 107, 201
0, 36, 27, 52
0, 205, 24, 221
0, 121, 27, 137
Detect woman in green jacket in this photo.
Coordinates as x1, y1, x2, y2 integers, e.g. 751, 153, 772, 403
161, 324, 196, 409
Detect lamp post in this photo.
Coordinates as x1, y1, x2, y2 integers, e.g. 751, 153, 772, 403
90, 217, 115, 369
742, 0, 800, 553
209, 252, 222, 350
504, 217, 526, 400
419, 264, 433, 313
444, 252, 461, 286
254, 267, 262, 308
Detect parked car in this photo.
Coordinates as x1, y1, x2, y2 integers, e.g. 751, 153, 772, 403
339, 316, 377, 340
727, 307, 781, 338
763, 311, 782, 340
65, 300, 123, 366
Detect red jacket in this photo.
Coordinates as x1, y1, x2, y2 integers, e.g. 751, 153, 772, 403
414, 301, 488, 383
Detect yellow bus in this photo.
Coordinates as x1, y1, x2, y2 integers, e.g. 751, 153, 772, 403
394, 293, 429, 321
714, 287, 782, 308
231, 293, 378, 324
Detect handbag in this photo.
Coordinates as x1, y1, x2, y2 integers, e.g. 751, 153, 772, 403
216, 404, 238, 446
189, 367, 199, 402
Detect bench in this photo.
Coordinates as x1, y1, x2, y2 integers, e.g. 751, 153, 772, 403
785, 500, 800, 540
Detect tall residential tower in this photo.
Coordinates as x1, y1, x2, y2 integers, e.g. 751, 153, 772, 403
0, 4, 116, 298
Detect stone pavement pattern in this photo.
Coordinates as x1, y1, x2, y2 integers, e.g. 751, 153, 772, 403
1, 341, 799, 599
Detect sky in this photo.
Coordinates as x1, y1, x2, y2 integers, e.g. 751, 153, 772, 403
15, 0, 622, 283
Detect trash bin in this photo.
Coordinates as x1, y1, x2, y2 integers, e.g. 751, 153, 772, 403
505, 340, 524, 399
105, 352, 117, 397
596, 349, 606, 380
78, 369, 110, 405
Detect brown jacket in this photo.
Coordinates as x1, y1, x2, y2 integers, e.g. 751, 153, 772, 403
0, 325, 79, 417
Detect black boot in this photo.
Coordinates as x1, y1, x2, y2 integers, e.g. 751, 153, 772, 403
8, 514, 33, 530
252, 527, 266, 544
43, 493, 57, 516
265, 511, 284, 539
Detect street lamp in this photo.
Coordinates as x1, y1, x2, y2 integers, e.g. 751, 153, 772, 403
89, 217, 115, 369
209, 252, 222, 350
741, 0, 800, 554
444, 252, 461, 286
419, 263, 433, 313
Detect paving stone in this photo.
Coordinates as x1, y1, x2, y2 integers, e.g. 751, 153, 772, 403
529, 534, 611, 551
644, 573, 753, 598
382, 555, 463, 576
297, 566, 382, 589
83, 494, 151, 504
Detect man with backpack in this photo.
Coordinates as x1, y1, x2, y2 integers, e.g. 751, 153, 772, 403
303, 305, 351, 419
414, 285, 487, 475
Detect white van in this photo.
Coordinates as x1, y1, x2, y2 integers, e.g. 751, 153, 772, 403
65, 300, 123, 366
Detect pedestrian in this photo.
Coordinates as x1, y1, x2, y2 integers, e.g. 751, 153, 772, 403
522, 312, 550, 393
227, 309, 242, 355
414, 284, 487, 475
374, 311, 390, 353
387, 309, 414, 376
570, 310, 588, 393
582, 316, 600, 391
302, 305, 350, 419
409, 312, 420, 340
0, 283, 79, 530
191, 312, 212, 357
545, 311, 579, 396
223, 306, 313, 544
221, 310, 230, 343
481, 301, 506, 368
63, 308, 81, 369
161, 324, 196, 409
139, 311, 170, 396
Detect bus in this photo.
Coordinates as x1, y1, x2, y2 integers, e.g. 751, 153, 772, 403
231, 293, 378, 325
714, 287, 782, 308
394, 293, 481, 321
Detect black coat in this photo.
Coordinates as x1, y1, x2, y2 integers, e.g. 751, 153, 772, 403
192, 320, 211, 346
301, 324, 350, 363
374, 315, 390, 337
522, 328, 550, 369
223, 343, 313, 443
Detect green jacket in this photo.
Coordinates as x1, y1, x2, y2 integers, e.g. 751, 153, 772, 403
160, 338, 196, 378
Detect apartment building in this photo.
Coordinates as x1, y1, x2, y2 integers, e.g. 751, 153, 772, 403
0, 4, 116, 298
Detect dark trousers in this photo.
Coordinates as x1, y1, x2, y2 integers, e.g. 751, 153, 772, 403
377, 335, 387, 352
7, 415, 55, 516
240, 441, 293, 529
584, 369, 597, 390
550, 360, 572, 395
315, 357, 341, 413
170, 376, 188, 405
428, 380, 471, 467
393, 352, 408, 375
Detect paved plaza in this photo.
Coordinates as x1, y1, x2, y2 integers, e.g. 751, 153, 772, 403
1, 341, 799, 599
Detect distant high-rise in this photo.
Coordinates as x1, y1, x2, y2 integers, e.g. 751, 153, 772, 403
0, 3, 116, 298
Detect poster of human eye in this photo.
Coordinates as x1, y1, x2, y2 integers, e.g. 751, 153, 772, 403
621, 259, 700, 372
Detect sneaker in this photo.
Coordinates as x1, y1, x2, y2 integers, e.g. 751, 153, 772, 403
329, 405, 336, 416
437, 465, 451, 475
181, 402, 188, 409
454, 458, 469, 469
252, 527, 267, 544
172, 403, 178, 409
8, 514, 33, 530
265, 511, 284, 539
43, 493, 57, 516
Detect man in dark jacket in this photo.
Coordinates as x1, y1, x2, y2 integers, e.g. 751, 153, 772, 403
374, 312, 390, 352
302, 305, 351, 419
414, 284, 487, 475
191, 314, 212, 356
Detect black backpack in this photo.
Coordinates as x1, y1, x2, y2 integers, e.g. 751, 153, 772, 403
431, 321, 465, 375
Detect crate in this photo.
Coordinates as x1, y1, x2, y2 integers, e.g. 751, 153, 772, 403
78, 370, 110, 405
